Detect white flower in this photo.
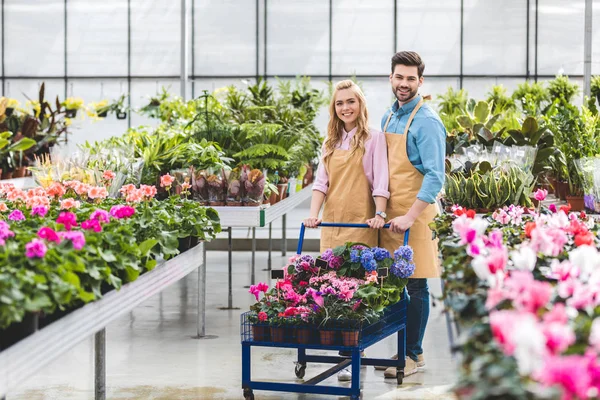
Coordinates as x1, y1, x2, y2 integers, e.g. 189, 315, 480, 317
512, 314, 547, 375
589, 318, 600, 352
569, 245, 600, 282
510, 246, 537, 271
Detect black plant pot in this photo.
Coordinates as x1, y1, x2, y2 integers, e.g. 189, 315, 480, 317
116, 111, 127, 120
190, 236, 199, 249
98, 110, 108, 118
5, 107, 14, 116
178, 236, 192, 253
38, 307, 75, 329
65, 109, 78, 118
0, 313, 39, 351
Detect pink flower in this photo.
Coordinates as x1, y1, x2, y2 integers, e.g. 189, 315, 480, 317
102, 170, 115, 181
530, 225, 568, 257
140, 185, 157, 199
81, 219, 102, 232
536, 352, 599, 400
90, 209, 110, 223
543, 321, 576, 354
548, 203, 557, 213
534, 189, 548, 202
6, 188, 25, 202
25, 238, 47, 258
543, 303, 569, 325
73, 182, 91, 196
88, 186, 108, 200
56, 212, 78, 231
60, 198, 81, 210
181, 182, 191, 191
37, 226, 61, 243
485, 287, 506, 310
109, 205, 136, 219
119, 184, 136, 196
492, 209, 510, 224
46, 182, 66, 198
26, 195, 50, 209
8, 209, 25, 221
31, 205, 49, 217
589, 318, 600, 352
160, 174, 175, 188
59, 231, 86, 250
0, 220, 15, 246
126, 189, 144, 203
0, 202, 8, 212
258, 311, 267, 322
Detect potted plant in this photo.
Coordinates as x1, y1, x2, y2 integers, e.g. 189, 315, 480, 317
591, 75, 600, 107
243, 166, 265, 206
90, 100, 110, 118
191, 168, 209, 206
206, 167, 227, 206
62, 97, 84, 118
226, 167, 244, 206
263, 178, 279, 205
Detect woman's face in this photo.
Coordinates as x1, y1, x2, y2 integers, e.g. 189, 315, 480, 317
334, 88, 360, 128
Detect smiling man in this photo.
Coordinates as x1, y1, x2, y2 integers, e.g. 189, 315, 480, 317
377, 51, 446, 379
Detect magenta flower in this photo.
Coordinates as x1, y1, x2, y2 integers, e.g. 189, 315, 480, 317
56, 212, 78, 231
249, 282, 269, 301
37, 226, 61, 243
534, 188, 548, 202
90, 209, 110, 223
81, 219, 102, 232
25, 238, 47, 258
109, 205, 136, 219
59, 231, 86, 250
0, 220, 15, 246
548, 203, 557, 213
31, 205, 49, 217
8, 209, 25, 221
258, 311, 267, 322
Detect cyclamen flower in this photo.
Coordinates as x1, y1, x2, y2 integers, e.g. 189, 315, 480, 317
109, 205, 135, 219
249, 282, 269, 301
534, 188, 548, 202
8, 209, 25, 221
37, 226, 61, 243
31, 205, 49, 217
25, 238, 47, 258
81, 219, 102, 232
56, 212, 78, 231
59, 231, 86, 250
90, 209, 110, 223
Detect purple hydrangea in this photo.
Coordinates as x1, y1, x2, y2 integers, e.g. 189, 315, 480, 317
394, 245, 414, 262
350, 249, 360, 263
360, 250, 374, 269
294, 254, 315, 273
373, 247, 391, 261
391, 259, 415, 278
365, 259, 377, 272
320, 248, 333, 261
328, 255, 344, 270
352, 244, 367, 251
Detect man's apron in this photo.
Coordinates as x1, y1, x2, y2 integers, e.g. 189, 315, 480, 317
379, 100, 440, 278
320, 148, 377, 253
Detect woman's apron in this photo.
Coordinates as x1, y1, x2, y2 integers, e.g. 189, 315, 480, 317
379, 100, 440, 278
320, 148, 377, 253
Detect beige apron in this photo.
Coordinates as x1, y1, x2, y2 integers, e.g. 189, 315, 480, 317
379, 100, 440, 278
320, 148, 377, 253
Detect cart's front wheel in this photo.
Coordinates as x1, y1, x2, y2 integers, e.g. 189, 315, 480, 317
243, 388, 254, 400
295, 362, 307, 379
396, 369, 404, 385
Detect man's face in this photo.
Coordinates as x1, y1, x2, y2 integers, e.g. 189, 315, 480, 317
389, 64, 423, 104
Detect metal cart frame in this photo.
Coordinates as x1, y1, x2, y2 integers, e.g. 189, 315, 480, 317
241, 223, 410, 400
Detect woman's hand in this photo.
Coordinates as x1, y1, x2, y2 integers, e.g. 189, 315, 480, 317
304, 217, 321, 228
366, 215, 385, 229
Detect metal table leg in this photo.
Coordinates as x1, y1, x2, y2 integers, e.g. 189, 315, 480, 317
281, 214, 287, 257
251, 227, 256, 285
195, 242, 218, 339
267, 222, 272, 271
228, 227, 233, 308
95, 329, 106, 400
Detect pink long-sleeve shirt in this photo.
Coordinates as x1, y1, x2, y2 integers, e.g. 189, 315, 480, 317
313, 127, 390, 198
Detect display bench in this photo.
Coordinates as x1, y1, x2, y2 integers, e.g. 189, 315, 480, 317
210, 184, 313, 309
0, 243, 206, 400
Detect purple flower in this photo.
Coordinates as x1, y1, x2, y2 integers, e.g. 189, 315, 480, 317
110, 205, 136, 219
373, 247, 391, 261
391, 259, 415, 278
90, 209, 111, 223
320, 248, 333, 261
59, 231, 86, 250
350, 249, 360, 263
25, 238, 47, 258
56, 212, 78, 231
81, 219, 102, 232
8, 210, 25, 221
0, 220, 15, 246
328, 255, 344, 270
352, 245, 367, 251
394, 245, 414, 262
360, 249, 375, 270
31, 205, 49, 217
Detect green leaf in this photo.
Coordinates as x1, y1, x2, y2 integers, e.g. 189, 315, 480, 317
138, 239, 158, 257
125, 265, 140, 282
63, 271, 81, 289
8, 137, 36, 152
521, 117, 538, 136
456, 115, 472, 130
99, 249, 117, 262
145, 259, 158, 271
474, 101, 491, 123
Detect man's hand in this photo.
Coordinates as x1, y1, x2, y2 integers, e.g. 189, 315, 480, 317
303, 217, 321, 228
366, 215, 385, 229
388, 215, 415, 233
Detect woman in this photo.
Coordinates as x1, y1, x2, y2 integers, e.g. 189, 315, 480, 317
304, 79, 389, 253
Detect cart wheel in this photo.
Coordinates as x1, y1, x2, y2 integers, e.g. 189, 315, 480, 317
396, 369, 404, 385
295, 362, 307, 379
243, 387, 254, 400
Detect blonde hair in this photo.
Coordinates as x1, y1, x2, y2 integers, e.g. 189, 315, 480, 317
323, 80, 370, 164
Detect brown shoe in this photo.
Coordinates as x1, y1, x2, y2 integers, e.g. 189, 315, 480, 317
416, 354, 425, 368
374, 354, 398, 371
384, 357, 418, 379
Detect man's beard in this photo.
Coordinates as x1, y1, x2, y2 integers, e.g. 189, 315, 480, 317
394, 86, 418, 103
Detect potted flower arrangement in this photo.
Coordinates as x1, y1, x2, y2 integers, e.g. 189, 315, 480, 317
62, 97, 84, 118
206, 168, 227, 206
191, 168, 209, 205
243, 167, 265, 206
226, 167, 244, 206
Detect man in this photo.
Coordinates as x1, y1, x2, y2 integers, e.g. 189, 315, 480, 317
377, 51, 446, 379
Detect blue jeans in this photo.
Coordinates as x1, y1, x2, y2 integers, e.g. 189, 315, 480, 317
405, 278, 430, 361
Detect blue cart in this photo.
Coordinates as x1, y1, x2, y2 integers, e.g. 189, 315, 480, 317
241, 223, 409, 400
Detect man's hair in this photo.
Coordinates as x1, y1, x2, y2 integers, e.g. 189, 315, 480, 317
391, 51, 425, 77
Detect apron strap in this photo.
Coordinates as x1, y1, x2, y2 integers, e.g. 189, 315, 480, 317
403, 99, 424, 136
382, 109, 394, 133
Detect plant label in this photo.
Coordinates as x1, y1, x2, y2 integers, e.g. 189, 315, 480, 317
271, 270, 285, 280
315, 258, 328, 269
377, 267, 389, 277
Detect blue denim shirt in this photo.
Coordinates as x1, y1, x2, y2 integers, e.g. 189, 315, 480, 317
380, 95, 447, 204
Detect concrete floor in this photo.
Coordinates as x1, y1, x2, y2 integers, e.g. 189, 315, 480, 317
5, 248, 457, 400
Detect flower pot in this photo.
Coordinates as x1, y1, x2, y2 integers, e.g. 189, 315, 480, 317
566, 195, 585, 212
97, 110, 108, 118
0, 313, 39, 351
252, 324, 270, 342
277, 184, 288, 201
226, 201, 243, 206
269, 192, 278, 205
5, 107, 14, 116
270, 326, 286, 343
116, 111, 127, 120
1, 171, 13, 180
178, 236, 192, 253
13, 167, 26, 178
341, 330, 360, 347
65, 109, 78, 118
295, 327, 312, 344
319, 329, 337, 346
557, 181, 569, 201
189, 236, 199, 249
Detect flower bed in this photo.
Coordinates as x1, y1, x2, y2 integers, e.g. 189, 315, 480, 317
247, 242, 414, 346
431, 197, 600, 399
0, 175, 221, 343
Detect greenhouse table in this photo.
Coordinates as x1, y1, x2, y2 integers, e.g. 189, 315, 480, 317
210, 185, 313, 309
0, 243, 206, 400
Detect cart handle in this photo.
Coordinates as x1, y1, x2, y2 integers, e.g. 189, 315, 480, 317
297, 222, 410, 255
